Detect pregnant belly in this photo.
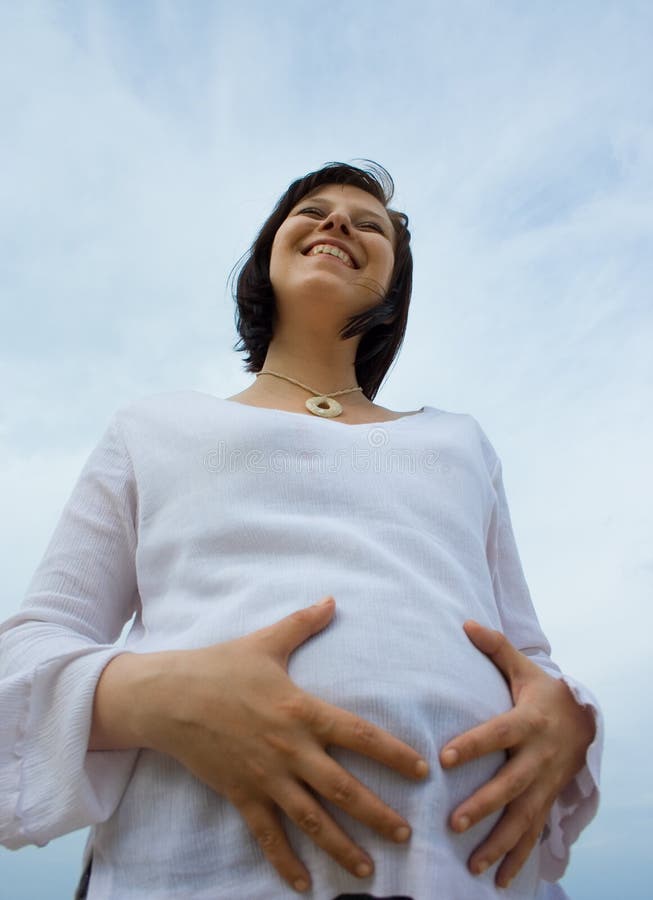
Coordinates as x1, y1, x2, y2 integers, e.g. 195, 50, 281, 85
287, 602, 514, 812
110, 589, 542, 896
281, 603, 543, 896
288, 599, 513, 746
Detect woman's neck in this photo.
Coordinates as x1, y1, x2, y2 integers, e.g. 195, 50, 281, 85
259, 351, 360, 396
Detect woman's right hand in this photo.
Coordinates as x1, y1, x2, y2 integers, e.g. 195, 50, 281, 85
92, 596, 429, 893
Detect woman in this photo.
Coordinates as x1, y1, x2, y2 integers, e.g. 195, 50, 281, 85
0, 162, 601, 898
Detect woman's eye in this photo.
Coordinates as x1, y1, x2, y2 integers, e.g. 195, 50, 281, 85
298, 207, 323, 216
360, 222, 384, 233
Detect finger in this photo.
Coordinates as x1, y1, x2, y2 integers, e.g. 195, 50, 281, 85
493, 822, 548, 889
296, 751, 413, 845
467, 803, 546, 885
270, 778, 376, 881
256, 596, 336, 665
465, 788, 547, 873
449, 753, 537, 834
237, 799, 312, 893
462, 621, 536, 686
312, 698, 430, 781
440, 708, 528, 768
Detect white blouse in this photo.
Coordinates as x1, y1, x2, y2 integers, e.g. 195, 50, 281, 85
0, 391, 602, 899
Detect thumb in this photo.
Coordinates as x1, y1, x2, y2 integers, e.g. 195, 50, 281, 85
256, 596, 335, 666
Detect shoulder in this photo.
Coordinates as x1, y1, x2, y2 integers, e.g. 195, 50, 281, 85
423, 403, 501, 474
110, 389, 215, 427
462, 413, 501, 474
99, 390, 227, 455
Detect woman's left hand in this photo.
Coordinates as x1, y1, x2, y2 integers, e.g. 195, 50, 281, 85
439, 621, 596, 889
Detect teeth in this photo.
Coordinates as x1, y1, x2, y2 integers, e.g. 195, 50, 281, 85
308, 244, 354, 267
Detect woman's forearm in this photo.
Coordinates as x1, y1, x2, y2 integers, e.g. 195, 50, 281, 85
88, 650, 174, 751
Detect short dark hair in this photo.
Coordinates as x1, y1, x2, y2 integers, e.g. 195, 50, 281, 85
230, 160, 413, 401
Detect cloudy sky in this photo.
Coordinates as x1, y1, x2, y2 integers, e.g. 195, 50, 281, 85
1, 2, 651, 898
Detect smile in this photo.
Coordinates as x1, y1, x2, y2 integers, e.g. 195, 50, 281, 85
305, 244, 356, 268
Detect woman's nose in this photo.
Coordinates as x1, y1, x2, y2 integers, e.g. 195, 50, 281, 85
319, 211, 351, 236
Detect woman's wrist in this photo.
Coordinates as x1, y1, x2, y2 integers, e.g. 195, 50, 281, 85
88, 649, 179, 752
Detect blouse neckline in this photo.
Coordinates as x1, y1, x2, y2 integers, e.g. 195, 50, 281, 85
217, 397, 429, 428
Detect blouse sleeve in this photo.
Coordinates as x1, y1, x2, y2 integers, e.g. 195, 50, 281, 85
486, 457, 604, 882
0, 416, 140, 850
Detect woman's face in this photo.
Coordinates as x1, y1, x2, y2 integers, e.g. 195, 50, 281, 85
269, 184, 396, 317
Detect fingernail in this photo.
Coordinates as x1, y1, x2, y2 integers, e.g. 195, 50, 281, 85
457, 814, 471, 832
500, 877, 513, 889
293, 877, 309, 892
441, 748, 459, 765
315, 596, 333, 606
415, 758, 429, 777
475, 860, 489, 874
355, 861, 373, 877
393, 825, 411, 842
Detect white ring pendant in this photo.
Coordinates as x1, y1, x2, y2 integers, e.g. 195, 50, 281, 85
305, 396, 343, 418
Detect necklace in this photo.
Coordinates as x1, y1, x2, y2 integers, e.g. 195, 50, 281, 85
255, 370, 363, 418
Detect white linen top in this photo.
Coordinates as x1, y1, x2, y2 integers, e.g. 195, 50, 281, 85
0, 391, 602, 899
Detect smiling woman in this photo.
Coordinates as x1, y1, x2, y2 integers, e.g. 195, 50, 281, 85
270, 185, 396, 331
0, 161, 602, 900
229, 161, 414, 415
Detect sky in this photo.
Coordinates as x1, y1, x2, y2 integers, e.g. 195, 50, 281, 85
0, 1, 651, 897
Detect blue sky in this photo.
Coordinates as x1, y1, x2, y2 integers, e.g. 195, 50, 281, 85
1, 2, 651, 897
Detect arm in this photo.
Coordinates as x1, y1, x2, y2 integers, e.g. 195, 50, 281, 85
440, 456, 603, 887
0, 417, 140, 849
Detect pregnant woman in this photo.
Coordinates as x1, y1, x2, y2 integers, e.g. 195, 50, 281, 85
0, 161, 601, 898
